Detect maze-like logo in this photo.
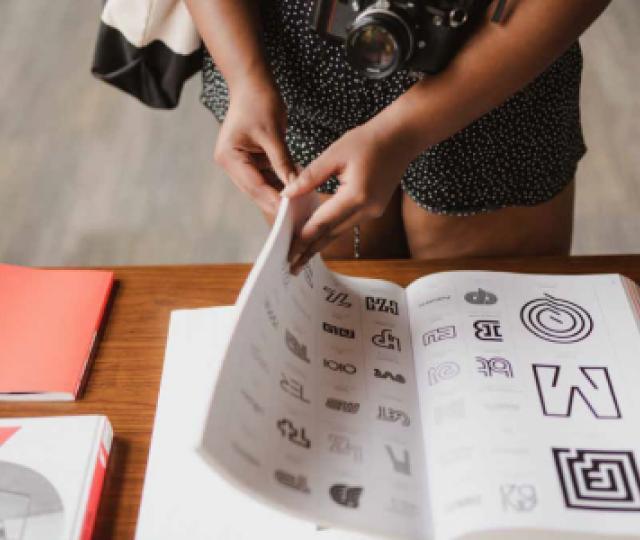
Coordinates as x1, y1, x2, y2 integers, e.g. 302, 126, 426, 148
553, 448, 640, 511
521, 294, 593, 344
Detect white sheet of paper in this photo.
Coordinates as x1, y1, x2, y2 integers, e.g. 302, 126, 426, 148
198, 198, 429, 539
135, 306, 370, 540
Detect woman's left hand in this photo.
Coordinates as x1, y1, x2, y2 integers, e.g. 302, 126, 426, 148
282, 122, 415, 274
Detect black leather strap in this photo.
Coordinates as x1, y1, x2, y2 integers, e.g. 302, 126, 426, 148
91, 22, 202, 110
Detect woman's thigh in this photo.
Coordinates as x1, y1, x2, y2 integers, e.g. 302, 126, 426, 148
319, 188, 409, 259
402, 181, 576, 259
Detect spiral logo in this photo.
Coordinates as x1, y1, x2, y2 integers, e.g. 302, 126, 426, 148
520, 294, 593, 344
428, 361, 461, 386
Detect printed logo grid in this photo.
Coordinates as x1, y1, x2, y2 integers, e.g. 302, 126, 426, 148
268, 276, 424, 519
224, 265, 640, 533
416, 276, 638, 523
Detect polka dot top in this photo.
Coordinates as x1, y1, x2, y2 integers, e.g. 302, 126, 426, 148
201, 0, 587, 215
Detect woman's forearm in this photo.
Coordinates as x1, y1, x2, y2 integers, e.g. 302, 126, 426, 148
369, 0, 610, 159
184, 0, 272, 93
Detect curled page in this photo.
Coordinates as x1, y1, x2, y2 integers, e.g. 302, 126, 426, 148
199, 195, 431, 540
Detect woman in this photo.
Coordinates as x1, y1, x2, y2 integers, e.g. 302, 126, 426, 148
185, 0, 610, 273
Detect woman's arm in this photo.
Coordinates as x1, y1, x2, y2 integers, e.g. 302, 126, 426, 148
184, 0, 272, 93
370, 0, 611, 158
185, 0, 295, 218
284, 0, 610, 272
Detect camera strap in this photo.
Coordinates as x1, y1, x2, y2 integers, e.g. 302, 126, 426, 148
490, 0, 508, 23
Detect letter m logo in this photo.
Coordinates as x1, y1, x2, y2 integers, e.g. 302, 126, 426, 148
532, 364, 621, 419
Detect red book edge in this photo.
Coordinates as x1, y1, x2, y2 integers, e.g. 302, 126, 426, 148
75, 273, 115, 399
80, 417, 113, 540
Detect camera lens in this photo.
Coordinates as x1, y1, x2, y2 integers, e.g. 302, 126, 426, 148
346, 9, 413, 79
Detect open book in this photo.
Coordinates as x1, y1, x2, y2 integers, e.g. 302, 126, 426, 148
198, 195, 640, 540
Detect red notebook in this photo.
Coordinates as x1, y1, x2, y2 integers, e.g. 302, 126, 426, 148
0, 264, 114, 400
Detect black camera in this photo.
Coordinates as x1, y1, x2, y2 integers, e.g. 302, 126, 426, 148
310, 0, 492, 79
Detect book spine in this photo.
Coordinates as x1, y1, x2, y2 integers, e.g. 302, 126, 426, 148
79, 418, 114, 540
75, 273, 114, 398
621, 275, 640, 332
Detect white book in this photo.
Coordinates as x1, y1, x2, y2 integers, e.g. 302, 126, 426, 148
182, 195, 640, 539
0, 415, 112, 540
135, 305, 368, 540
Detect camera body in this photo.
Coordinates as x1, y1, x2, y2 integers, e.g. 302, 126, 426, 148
310, 0, 489, 79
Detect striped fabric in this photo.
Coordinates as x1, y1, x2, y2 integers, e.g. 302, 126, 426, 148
92, 0, 202, 109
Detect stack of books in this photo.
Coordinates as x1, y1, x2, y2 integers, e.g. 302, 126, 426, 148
0, 264, 114, 539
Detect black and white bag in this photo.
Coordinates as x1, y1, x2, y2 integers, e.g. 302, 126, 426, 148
91, 0, 202, 109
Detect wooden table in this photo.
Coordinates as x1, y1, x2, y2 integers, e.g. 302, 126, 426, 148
1, 255, 639, 539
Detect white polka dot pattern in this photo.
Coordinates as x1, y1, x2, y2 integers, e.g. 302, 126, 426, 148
200, 0, 586, 215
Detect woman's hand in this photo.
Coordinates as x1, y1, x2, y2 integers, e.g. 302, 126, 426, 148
282, 122, 415, 274
214, 79, 296, 220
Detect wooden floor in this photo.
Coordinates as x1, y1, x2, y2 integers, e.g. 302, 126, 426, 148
0, 1, 638, 266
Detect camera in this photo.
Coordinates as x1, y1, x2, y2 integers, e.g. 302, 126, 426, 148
310, 0, 491, 79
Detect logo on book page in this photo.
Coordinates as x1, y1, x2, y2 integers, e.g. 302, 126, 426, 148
322, 322, 355, 339
501, 484, 537, 512
323, 286, 352, 308
328, 433, 363, 463
474, 320, 503, 341
365, 296, 399, 315
465, 288, 498, 305
281, 261, 292, 288
372, 329, 401, 351
388, 498, 419, 517
276, 419, 311, 449
280, 373, 310, 404
422, 325, 456, 346
323, 358, 357, 375
275, 470, 310, 493
330, 484, 363, 508
427, 362, 460, 386
434, 399, 465, 425
418, 295, 451, 308
0, 427, 20, 447
373, 368, 405, 384
385, 444, 411, 476
553, 448, 640, 511
521, 294, 593, 343
377, 406, 410, 427
263, 298, 279, 329
476, 357, 513, 378
533, 365, 621, 419
285, 329, 310, 363
326, 398, 360, 414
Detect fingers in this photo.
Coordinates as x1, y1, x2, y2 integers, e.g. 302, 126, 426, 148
288, 188, 366, 273
290, 210, 364, 275
255, 130, 297, 186
224, 151, 282, 216
281, 149, 342, 198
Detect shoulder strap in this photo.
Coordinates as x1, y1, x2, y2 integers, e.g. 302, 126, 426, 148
91, 0, 202, 109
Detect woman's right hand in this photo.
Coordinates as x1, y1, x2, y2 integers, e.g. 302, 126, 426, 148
214, 79, 296, 220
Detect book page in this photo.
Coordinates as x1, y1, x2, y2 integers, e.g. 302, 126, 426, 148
406, 271, 640, 540
199, 196, 431, 540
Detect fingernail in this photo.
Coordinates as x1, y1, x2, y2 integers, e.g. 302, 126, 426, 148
281, 184, 296, 198
292, 257, 308, 275
289, 252, 301, 269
